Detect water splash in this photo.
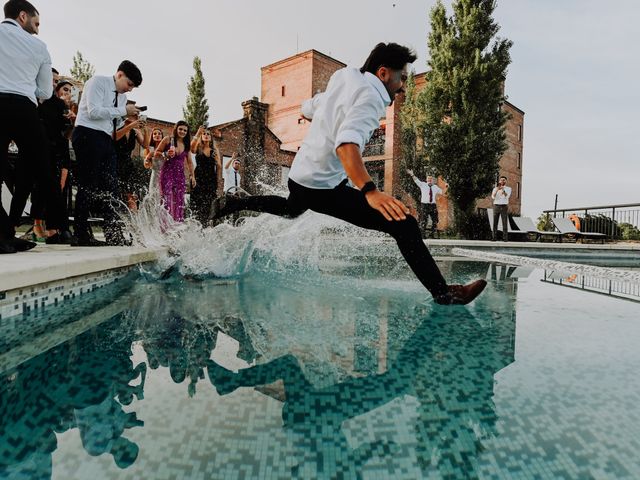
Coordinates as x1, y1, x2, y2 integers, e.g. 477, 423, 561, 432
120, 190, 427, 292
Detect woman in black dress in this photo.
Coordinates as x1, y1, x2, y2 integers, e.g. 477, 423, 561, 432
189, 126, 221, 226
115, 116, 148, 211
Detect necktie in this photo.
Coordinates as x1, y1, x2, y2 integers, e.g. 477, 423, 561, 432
112, 90, 118, 140
429, 185, 433, 203
234, 171, 238, 187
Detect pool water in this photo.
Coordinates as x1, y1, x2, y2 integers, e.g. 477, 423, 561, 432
1, 258, 639, 479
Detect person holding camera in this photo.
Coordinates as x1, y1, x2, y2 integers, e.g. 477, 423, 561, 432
491, 175, 511, 241
0, 0, 52, 254
115, 102, 148, 212
71, 60, 143, 246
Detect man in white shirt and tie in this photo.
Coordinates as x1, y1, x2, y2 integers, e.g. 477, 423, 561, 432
407, 170, 442, 238
212, 43, 486, 305
223, 153, 241, 194
0, 0, 52, 254
491, 175, 511, 241
71, 60, 142, 246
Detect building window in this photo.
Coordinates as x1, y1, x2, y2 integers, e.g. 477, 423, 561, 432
518, 124, 522, 141
281, 85, 286, 97
517, 152, 521, 169
517, 181, 521, 198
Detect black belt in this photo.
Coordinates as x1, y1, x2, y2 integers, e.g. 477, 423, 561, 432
0, 92, 29, 100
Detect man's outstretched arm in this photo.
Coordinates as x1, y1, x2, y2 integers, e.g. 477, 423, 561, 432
336, 143, 409, 222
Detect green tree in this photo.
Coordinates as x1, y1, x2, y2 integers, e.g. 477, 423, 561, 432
399, 72, 427, 196
183, 56, 209, 133
413, 0, 512, 238
69, 51, 95, 83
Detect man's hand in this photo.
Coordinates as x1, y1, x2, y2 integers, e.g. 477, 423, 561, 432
407, 169, 414, 176
125, 104, 140, 116
365, 190, 409, 221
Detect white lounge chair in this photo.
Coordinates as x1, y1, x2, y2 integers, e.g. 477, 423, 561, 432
551, 217, 607, 243
512, 216, 563, 242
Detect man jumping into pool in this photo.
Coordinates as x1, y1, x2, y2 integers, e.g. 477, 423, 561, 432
211, 42, 486, 305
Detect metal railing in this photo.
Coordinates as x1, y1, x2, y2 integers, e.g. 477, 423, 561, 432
542, 270, 640, 303
543, 203, 640, 240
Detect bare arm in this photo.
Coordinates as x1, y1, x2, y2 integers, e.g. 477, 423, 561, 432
190, 126, 205, 151
60, 168, 68, 191
215, 144, 223, 194
134, 128, 146, 146
185, 154, 196, 187
336, 143, 408, 221
224, 153, 236, 170
114, 120, 140, 141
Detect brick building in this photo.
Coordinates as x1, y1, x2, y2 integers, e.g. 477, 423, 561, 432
145, 100, 295, 195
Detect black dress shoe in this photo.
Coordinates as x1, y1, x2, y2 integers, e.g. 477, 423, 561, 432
10, 237, 37, 251
45, 233, 62, 244
435, 279, 488, 305
0, 239, 17, 254
71, 235, 106, 247
59, 230, 75, 244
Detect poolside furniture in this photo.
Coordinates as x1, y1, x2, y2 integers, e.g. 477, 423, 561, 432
486, 208, 529, 241
487, 264, 534, 281
551, 217, 607, 243
512, 216, 563, 242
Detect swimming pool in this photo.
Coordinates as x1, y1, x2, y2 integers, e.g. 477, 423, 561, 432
1, 250, 639, 479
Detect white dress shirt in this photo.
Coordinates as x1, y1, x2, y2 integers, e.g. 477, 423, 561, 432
0, 19, 52, 104
413, 178, 442, 204
288, 67, 391, 189
75, 75, 128, 136
492, 186, 512, 205
223, 165, 241, 193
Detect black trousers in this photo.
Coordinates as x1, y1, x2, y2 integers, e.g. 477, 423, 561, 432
72, 126, 122, 240
219, 179, 448, 297
492, 204, 509, 241
419, 203, 439, 236
0, 94, 52, 236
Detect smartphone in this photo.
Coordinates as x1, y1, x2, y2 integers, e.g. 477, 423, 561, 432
138, 106, 148, 112
139, 114, 147, 122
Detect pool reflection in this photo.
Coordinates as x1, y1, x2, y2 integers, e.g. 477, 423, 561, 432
0, 262, 521, 479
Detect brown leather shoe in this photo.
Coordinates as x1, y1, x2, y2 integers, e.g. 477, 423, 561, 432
435, 279, 487, 305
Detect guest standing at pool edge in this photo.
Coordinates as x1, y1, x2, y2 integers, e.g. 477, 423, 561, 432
212, 43, 486, 305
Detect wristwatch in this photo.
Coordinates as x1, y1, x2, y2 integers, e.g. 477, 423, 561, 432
361, 181, 377, 195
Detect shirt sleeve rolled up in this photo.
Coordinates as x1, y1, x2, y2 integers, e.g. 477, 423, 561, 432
334, 90, 381, 152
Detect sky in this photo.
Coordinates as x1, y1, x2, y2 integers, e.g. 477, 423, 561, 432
35, 0, 639, 218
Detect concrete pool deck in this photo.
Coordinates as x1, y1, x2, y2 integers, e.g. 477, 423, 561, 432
0, 244, 168, 292
1, 239, 638, 293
